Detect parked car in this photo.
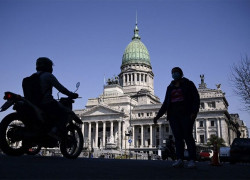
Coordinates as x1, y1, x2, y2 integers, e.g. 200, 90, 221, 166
219, 147, 230, 162
230, 138, 250, 164
199, 150, 213, 161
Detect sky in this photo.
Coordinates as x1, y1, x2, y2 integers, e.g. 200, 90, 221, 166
0, 0, 250, 130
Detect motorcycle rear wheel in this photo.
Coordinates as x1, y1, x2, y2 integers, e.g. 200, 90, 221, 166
60, 124, 83, 159
0, 113, 28, 156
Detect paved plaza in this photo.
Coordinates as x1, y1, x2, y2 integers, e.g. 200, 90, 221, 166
0, 154, 250, 179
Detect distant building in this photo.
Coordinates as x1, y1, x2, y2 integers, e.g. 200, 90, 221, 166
75, 20, 248, 154
230, 113, 249, 138
195, 77, 248, 146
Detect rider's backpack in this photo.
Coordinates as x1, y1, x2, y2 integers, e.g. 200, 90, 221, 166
22, 72, 44, 106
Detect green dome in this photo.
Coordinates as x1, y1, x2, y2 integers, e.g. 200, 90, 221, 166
122, 24, 151, 66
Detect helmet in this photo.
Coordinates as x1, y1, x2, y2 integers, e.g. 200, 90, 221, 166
36, 57, 54, 72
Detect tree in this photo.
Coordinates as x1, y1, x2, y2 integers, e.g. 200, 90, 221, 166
207, 135, 225, 149
230, 56, 250, 111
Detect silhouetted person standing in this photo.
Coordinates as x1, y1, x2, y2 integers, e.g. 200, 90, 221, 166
154, 67, 200, 168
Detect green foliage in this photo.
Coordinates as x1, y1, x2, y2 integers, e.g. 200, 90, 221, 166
206, 135, 225, 148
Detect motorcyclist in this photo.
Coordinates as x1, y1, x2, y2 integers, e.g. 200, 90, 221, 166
35, 57, 78, 139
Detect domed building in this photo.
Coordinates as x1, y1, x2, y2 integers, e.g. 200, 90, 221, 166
75, 19, 247, 158
76, 20, 167, 158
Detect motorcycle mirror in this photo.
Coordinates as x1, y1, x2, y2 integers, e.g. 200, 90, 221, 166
74, 82, 80, 93
76, 82, 80, 89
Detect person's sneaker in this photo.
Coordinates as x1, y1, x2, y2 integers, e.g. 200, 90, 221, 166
187, 160, 196, 169
172, 159, 184, 168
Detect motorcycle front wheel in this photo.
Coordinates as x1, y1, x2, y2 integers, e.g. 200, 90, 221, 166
0, 113, 28, 156
60, 124, 83, 159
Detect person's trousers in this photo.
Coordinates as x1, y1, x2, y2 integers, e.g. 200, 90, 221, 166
169, 114, 196, 160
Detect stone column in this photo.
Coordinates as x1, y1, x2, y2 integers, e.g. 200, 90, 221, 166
159, 124, 162, 147
205, 118, 208, 143
88, 122, 92, 149
103, 121, 106, 148
140, 125, 144, 147
150, 124, 152, 148
81, 122, 85, 138
216, 118, 220, 138
139, 73, 141, 84
133, 125, 135, 147
122, 122, 125, 149
118, 121, 121, 149
123, 75, 125, 86
95, 122, 98, 148
111, 121, 113, 140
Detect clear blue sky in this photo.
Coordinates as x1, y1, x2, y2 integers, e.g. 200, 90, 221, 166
0, 0, 250, 129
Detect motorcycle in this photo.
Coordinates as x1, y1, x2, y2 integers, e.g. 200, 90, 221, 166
0, 82, 83, 159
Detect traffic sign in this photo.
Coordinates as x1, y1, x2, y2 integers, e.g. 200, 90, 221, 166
128, 139, 132, 144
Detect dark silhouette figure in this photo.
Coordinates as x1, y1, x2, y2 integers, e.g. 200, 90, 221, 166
34, 57, 78, 138
162, 135, 176, 161
154, 67, 200, 168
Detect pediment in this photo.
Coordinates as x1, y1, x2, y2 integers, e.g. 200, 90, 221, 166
81, 105, 123, 117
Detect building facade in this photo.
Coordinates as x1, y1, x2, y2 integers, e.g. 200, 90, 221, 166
75, 21, 248, 154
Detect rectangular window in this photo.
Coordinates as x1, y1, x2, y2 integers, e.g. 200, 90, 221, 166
211, 121, 215, 127
138, 113, 140, 117
199, 121, 204, 127
137, 73, 139, 81
147, 113, 149, 116
145, 75, 147, 82
208, 102, 216, 108
148, 128, 150, 133
141, 74, 143, 81
157, 127, 159, 132
139, 128, 141, 133
200, 135, 205, 144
